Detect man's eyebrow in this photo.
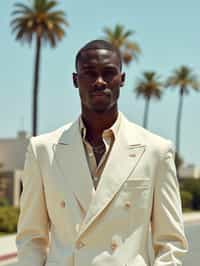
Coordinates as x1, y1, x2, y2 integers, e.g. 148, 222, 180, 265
81, 64, 96, 69
80, 64, 119, 70
103, 65, 118, 69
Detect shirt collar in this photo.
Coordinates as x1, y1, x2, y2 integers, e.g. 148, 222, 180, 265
79, 112, 121, 140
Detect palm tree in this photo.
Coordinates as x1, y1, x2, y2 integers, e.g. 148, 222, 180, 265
134, 71, 163, 129
103, 24, 141, 65
166, 66, 200, 168
11, 0, 69, 136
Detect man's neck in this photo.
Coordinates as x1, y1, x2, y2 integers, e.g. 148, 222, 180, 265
81, 106, 118, 143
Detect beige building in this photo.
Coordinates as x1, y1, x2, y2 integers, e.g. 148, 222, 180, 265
179, 164, 200, 179
0, 131, 29, 206
0, 131, 29, 171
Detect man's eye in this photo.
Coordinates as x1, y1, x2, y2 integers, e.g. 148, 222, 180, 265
83, 70, 97, 78
103, 70, 117, 81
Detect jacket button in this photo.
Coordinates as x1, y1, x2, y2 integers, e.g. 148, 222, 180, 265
60, 200, 66, 208
111, 242, 118, 251
125, 201, 131, 208
76, 240, 85, 249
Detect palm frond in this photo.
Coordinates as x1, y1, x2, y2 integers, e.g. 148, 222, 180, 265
48, 16, 69, 26
103, 24, 141, 64
125, 41, 141, 52
165, 65, 200, 94
11, 9, 33, 16
123, 30, 134, 38
134, 71, 163, 100
48, 10, 66, 17
34, 0, 45, 11
13, 2, 33, 12
11, 17, 23, 27
44, 30, 56, 47
11, 0, 69, 47
103, 27, 113, 39
115, 24, 123, 36
44, 1, 57, 11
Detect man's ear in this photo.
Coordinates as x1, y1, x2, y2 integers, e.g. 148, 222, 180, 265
73, 73, 78, 88
120, 72, 125, 87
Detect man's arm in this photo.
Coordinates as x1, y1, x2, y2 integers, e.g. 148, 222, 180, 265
151, 141, 188, 266
16, 139, 50, 266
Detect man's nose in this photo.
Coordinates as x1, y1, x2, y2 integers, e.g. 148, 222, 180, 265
94, 76, 106, 87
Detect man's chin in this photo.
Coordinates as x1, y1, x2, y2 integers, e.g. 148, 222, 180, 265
83, 101, 116, 114
92, 107, 109, 114
90, 103, 113, 114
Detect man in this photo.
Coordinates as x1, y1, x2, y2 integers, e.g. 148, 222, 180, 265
16, 40, 188, 266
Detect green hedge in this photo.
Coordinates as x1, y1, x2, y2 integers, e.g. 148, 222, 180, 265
0, 198, 10, 207
0, 206, 19, 233
180, 178, 200, 210
180, 190, 193, 210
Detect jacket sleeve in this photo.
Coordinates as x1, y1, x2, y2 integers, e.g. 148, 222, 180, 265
16, 138, 50, 266
151, 141, 188, 266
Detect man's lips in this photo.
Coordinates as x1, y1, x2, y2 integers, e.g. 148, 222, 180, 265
91, 89, 111, 97
90, 92, 109, 101
91, 92, 106, 96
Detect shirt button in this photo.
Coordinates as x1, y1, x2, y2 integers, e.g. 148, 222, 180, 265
111, 242, 118, 251
93, 176, 98, 181
111, 235, 122, 251
76, 240, 85, 249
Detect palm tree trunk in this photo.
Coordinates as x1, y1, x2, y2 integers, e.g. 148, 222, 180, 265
32, 35, 41, 136
143, 97, 150, 129
175, 87, 184, 178
176, 88, 184, 156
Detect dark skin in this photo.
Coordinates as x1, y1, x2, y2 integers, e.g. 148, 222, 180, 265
73, 49, 125, 160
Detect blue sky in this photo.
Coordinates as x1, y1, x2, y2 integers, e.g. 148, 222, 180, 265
1, 0, 200, 166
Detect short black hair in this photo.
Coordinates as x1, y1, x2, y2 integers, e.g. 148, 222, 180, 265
75, 39, 122, 71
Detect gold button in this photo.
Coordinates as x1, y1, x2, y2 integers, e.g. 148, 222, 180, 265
60, 200, 66, 208
125, 201, 131, 208
76, 240, 85, 249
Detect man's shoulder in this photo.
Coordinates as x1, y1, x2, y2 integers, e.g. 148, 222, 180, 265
29, 121, 74, 147
123, 114, 174, 153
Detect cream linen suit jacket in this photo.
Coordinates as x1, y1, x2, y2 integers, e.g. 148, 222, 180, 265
16, 113, 188, 266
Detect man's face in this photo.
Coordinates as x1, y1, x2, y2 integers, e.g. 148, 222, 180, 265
73, 49, 125, 113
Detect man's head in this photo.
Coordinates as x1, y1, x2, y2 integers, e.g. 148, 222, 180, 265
73, 40, 125, 114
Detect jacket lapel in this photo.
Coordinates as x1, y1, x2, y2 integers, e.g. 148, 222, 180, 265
77, 114, 146, 239
53, 120, 94, 214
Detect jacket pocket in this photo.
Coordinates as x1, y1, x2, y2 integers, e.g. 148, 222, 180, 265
45, 259, 58, 266
123, 179, 150, 190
